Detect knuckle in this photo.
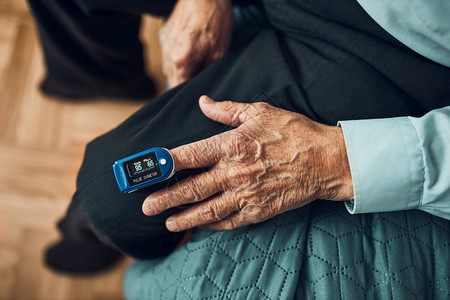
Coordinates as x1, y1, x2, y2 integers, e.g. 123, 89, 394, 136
223, 131, 255, 160
223, 219, 238, 231
175, 218, 190, 231
226, 167, 249, 186
241, 204, 264, 222
181, 144, 201, 166
172, 49, 195, 69
179, 180, 203, 203
211, 51, 224, 62
253, 102, 272, 113
234, 131, 251, 145
174, 56, 188, 69
200, 204, 221, 222
154, 195, 168, 211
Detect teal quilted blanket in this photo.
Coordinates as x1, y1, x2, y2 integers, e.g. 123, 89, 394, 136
124, 202, 450, 299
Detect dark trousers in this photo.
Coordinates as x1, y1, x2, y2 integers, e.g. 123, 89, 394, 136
29, 0, 450, 260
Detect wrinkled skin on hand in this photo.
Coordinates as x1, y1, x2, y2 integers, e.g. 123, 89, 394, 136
159, 0, 233, 87
143, 96, 354, 231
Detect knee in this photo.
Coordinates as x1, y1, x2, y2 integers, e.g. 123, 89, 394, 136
75, 135, 184, 259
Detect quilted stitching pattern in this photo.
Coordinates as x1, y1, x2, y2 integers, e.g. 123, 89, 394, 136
125, 202, 450, 299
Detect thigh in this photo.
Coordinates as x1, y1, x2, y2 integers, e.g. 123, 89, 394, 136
79, 18, 450, 259
262, 0, 450, 124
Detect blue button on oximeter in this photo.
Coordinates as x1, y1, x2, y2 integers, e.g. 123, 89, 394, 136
113, 147, 175, 193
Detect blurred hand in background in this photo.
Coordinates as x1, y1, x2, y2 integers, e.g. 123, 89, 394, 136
159, 0, 233, 87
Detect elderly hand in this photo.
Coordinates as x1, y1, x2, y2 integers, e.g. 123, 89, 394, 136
159, 0, 233, 87
143, 96, 354, 231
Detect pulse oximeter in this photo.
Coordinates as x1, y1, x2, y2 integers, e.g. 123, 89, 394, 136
113, 147, 175, 193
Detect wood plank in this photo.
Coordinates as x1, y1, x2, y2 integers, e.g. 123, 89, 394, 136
0, 233, 21, 300
0, 1, 165, 299
0, 143, 80, 206
56, 100, 142, 155
141, 15, 166, 93
11, 229, 129, 300
0, 18, 39, 144
0, 0, 29, 16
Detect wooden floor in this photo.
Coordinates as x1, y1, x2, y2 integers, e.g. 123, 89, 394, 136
0, 1, 166, 299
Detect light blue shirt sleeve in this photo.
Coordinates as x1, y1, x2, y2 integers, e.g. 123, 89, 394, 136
339, 106, 450, 220
356, 0, 450, 68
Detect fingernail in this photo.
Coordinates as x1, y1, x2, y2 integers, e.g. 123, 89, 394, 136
144, 200, 156, 215
200, 95, 211, 103
166, 219, 178, 232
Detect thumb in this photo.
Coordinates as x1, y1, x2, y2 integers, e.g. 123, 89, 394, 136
199, 96, 257, 127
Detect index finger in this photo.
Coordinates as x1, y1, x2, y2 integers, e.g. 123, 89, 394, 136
170, 133, 225, 172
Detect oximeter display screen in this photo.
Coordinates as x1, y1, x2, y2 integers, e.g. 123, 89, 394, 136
124, 152, 162, 186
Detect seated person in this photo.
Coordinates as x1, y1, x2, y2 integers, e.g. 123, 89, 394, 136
28, 0, 450, 298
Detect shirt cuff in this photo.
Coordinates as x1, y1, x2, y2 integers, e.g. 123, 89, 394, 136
338, 117, 424, 214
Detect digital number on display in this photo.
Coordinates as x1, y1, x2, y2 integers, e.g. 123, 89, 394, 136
113, 147, 175, 193
124, 152, 162, 186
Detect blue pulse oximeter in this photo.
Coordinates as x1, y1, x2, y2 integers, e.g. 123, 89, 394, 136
113, 147, 175, 193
